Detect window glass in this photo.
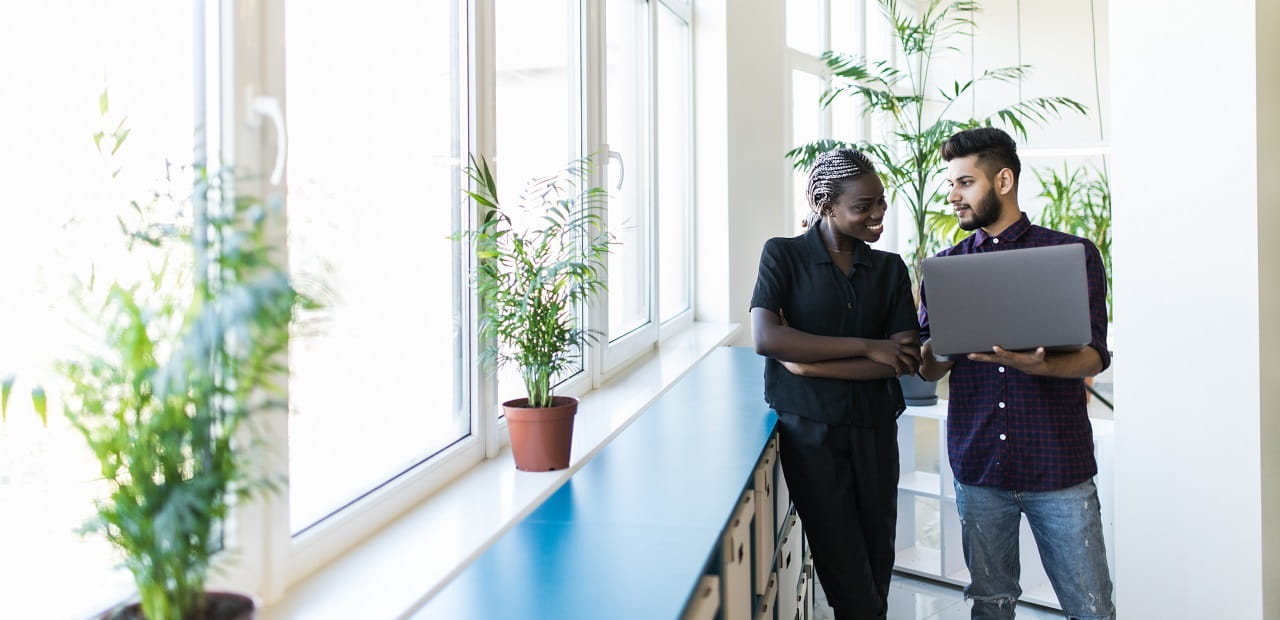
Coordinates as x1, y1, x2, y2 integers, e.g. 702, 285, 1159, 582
787, 0, 824, 56
656, 6, 692, 323
606, 0, 651, 340
792, 70, 824, 234
494, 0, 581, 404
284, 1, 466, 532
830, 0, 862, 56
0, 3, 197, 615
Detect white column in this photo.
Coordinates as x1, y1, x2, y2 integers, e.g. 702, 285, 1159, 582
693, 0, 788, 346
1110, 1, 1280, 617
1257, 0, 1280, 616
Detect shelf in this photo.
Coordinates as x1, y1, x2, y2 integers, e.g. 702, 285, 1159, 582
898, 471, 941, 497
894, 545, 941, 575
901, 400, 948, 419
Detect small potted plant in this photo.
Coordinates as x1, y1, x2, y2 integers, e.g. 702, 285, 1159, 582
455, 155, 612, 471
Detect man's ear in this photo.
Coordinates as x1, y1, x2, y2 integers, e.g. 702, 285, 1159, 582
996, 167, 1016, 196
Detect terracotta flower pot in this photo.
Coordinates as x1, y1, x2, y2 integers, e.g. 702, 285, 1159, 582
503, 396, 578, 472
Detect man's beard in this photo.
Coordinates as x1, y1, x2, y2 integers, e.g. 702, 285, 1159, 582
959, 188, 1002, 231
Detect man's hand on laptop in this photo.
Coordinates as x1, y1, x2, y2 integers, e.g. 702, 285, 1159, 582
967, 346, 1049, 375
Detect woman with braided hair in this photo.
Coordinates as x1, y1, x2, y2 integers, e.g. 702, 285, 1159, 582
750, 148, 920, 620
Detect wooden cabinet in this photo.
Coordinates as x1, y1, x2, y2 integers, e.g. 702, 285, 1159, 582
702, 433, 812, 620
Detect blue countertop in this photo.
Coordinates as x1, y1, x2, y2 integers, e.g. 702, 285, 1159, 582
414, 346, 775, 619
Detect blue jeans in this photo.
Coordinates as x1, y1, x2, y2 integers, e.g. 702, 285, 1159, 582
954, 479, 1115, 620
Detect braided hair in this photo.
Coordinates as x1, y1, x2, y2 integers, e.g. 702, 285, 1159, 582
806, 148, 877, 223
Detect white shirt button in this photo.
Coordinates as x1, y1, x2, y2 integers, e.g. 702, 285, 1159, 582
993, 238, 1000, 244
998, 402, 1006, 409
999, 433, 1007, 440
998, 366, 1006, 373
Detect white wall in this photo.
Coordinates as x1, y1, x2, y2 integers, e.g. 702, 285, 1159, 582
694, 0, 788, 346
924, 0, 1109, 146
962, 0, 1111, 223
1258, 0, 1280, 616
1111, 1, 1279, 617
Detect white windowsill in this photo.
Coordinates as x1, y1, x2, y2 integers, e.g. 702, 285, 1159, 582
259, 321, 741, 619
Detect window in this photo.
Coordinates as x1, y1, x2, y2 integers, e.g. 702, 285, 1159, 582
0, 1, 699, 611
283, 1, 467, 534
791, 69, 824, 233
600, 0, 694, 370
0, 2, 203, 615
787, 0, 824, 56
786, 1, 885, 243
655, 3, 694, 325
494, 0, 586, 404
605, 0, 652, 343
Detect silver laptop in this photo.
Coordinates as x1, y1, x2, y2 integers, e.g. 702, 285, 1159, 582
922, 243, 1091, 358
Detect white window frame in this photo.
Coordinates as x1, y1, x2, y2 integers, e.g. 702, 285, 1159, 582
655, 0, 696, 338
785, 0, 833, 235
209, 0, 488, 601
200, 0, 700, 604
784, 1, 899, 250
593, 0, 696, 378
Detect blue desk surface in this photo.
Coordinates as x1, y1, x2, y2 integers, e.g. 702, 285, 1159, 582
415, 346, 775, 619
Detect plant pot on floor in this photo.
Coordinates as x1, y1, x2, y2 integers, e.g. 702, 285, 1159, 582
899, 373, 939, 407
503, 396, 578, 471
102, 591, 256, 620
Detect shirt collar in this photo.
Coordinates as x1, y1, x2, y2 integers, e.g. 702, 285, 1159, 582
973, 212, 1032, 246
804, 220, 872, 266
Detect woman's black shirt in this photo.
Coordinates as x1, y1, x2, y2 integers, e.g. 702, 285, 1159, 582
749, 223, 917, 427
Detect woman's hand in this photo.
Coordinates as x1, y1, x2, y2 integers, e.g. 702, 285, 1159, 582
865, 339, 922, 376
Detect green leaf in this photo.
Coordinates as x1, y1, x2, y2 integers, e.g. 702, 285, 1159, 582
99, 88, 109, 115
1, 374, 12, 422
111, 128, 131, 156
31, 385, 46, 427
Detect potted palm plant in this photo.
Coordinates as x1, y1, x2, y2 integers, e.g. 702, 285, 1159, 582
23, 132, 319, 618
786, 0, 1088, 404
456, 155, 612, 471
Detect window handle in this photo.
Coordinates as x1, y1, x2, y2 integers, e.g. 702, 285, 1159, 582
606, 149, 625, 190
251, 95, 287, 186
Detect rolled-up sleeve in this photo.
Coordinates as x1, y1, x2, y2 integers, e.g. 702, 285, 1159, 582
1082, 239, 1111, 371
750, 239, 786, 313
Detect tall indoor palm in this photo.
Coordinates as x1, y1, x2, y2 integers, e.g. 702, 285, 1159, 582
787, 0, 1087, 287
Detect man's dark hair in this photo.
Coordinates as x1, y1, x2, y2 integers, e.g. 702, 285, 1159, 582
940, 127, 1021, 183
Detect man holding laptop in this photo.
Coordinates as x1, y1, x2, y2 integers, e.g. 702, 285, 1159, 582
918, 127, 1114, 620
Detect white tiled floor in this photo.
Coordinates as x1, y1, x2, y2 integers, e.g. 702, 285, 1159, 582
812, 572, 1065, 620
